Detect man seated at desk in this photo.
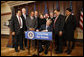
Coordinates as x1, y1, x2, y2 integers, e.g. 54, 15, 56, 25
36, 19, 53, 54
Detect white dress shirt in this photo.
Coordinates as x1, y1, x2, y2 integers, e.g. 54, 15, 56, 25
30, 16, 34, 20
16, 15, 23, 28
65, 15, 69, 22
35, 16, 37, 19
23, 13, 26, 19
46, 25, 48, 31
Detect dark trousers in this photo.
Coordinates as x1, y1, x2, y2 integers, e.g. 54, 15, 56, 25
27, 39, 31, 48
24, 38, 27, 47
35, 39, 37, 48
55, 34, 63, 52
14, 29, 24, 51
39, 40, 50, 51
23, 33, 27, 47
66, 39, 75, 51
12, 35, 15, 48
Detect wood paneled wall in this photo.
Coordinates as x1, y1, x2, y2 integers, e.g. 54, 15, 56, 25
13, 1, 83, 27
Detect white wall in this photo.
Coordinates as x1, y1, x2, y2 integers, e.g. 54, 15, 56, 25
1, 3, 12, 35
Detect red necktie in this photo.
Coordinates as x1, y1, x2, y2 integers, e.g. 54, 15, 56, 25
18, 17, 21, 27
53, 17, 58, 28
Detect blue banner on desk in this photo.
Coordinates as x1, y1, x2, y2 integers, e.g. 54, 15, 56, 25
25, 31, 35, 40
25, 31, 52, 41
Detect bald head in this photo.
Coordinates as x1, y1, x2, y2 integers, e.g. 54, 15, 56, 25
35, 11, 38, 16
22, 8, 26, 14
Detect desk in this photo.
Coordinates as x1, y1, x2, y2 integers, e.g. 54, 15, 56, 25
25, 31, 52, 56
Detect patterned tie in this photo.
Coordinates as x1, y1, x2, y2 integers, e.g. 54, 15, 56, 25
24, 15, 26, 19
65, 15, 69, 22
18, 17, 21, 27
53, 16, 58, 28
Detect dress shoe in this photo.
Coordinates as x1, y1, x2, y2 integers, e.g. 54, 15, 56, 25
39, 48, 44, 53
44, 50, 48, 54
56, 51, 63, 54
67, 50, 72, 54
21, 48, 25, 50
15, 50, 19, 52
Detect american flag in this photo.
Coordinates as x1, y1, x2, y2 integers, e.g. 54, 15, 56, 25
44, 1, 48, 15
79, 9, 83, 30
34, 3, 36, 11
70, 1, 74, 15
26, 6, 28, 16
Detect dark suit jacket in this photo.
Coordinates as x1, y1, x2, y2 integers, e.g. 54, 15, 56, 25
54, 14, 65, 34
37, 18, 46, 29
48, 17, 55, 26
21, 15, 28, 31
35, 16, 39, 29
64, 14, 77, 41
39, 24, 52, 32
39, 24, 52, 49
26, 16, 38, 30
11, 15, 23, 34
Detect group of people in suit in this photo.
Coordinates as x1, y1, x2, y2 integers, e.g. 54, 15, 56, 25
11, 7, 76, 55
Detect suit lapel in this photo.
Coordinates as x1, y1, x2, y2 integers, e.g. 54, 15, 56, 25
54, 14, 60, 23
65, 14, 71, 23
47, 26, 50, 30
22, 15, 26, 20
16, 16, 20, 27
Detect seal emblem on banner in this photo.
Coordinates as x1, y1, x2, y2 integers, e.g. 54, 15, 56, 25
28, 31, 34, 39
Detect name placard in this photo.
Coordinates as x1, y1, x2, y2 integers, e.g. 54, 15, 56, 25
25, 31, 52, 41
